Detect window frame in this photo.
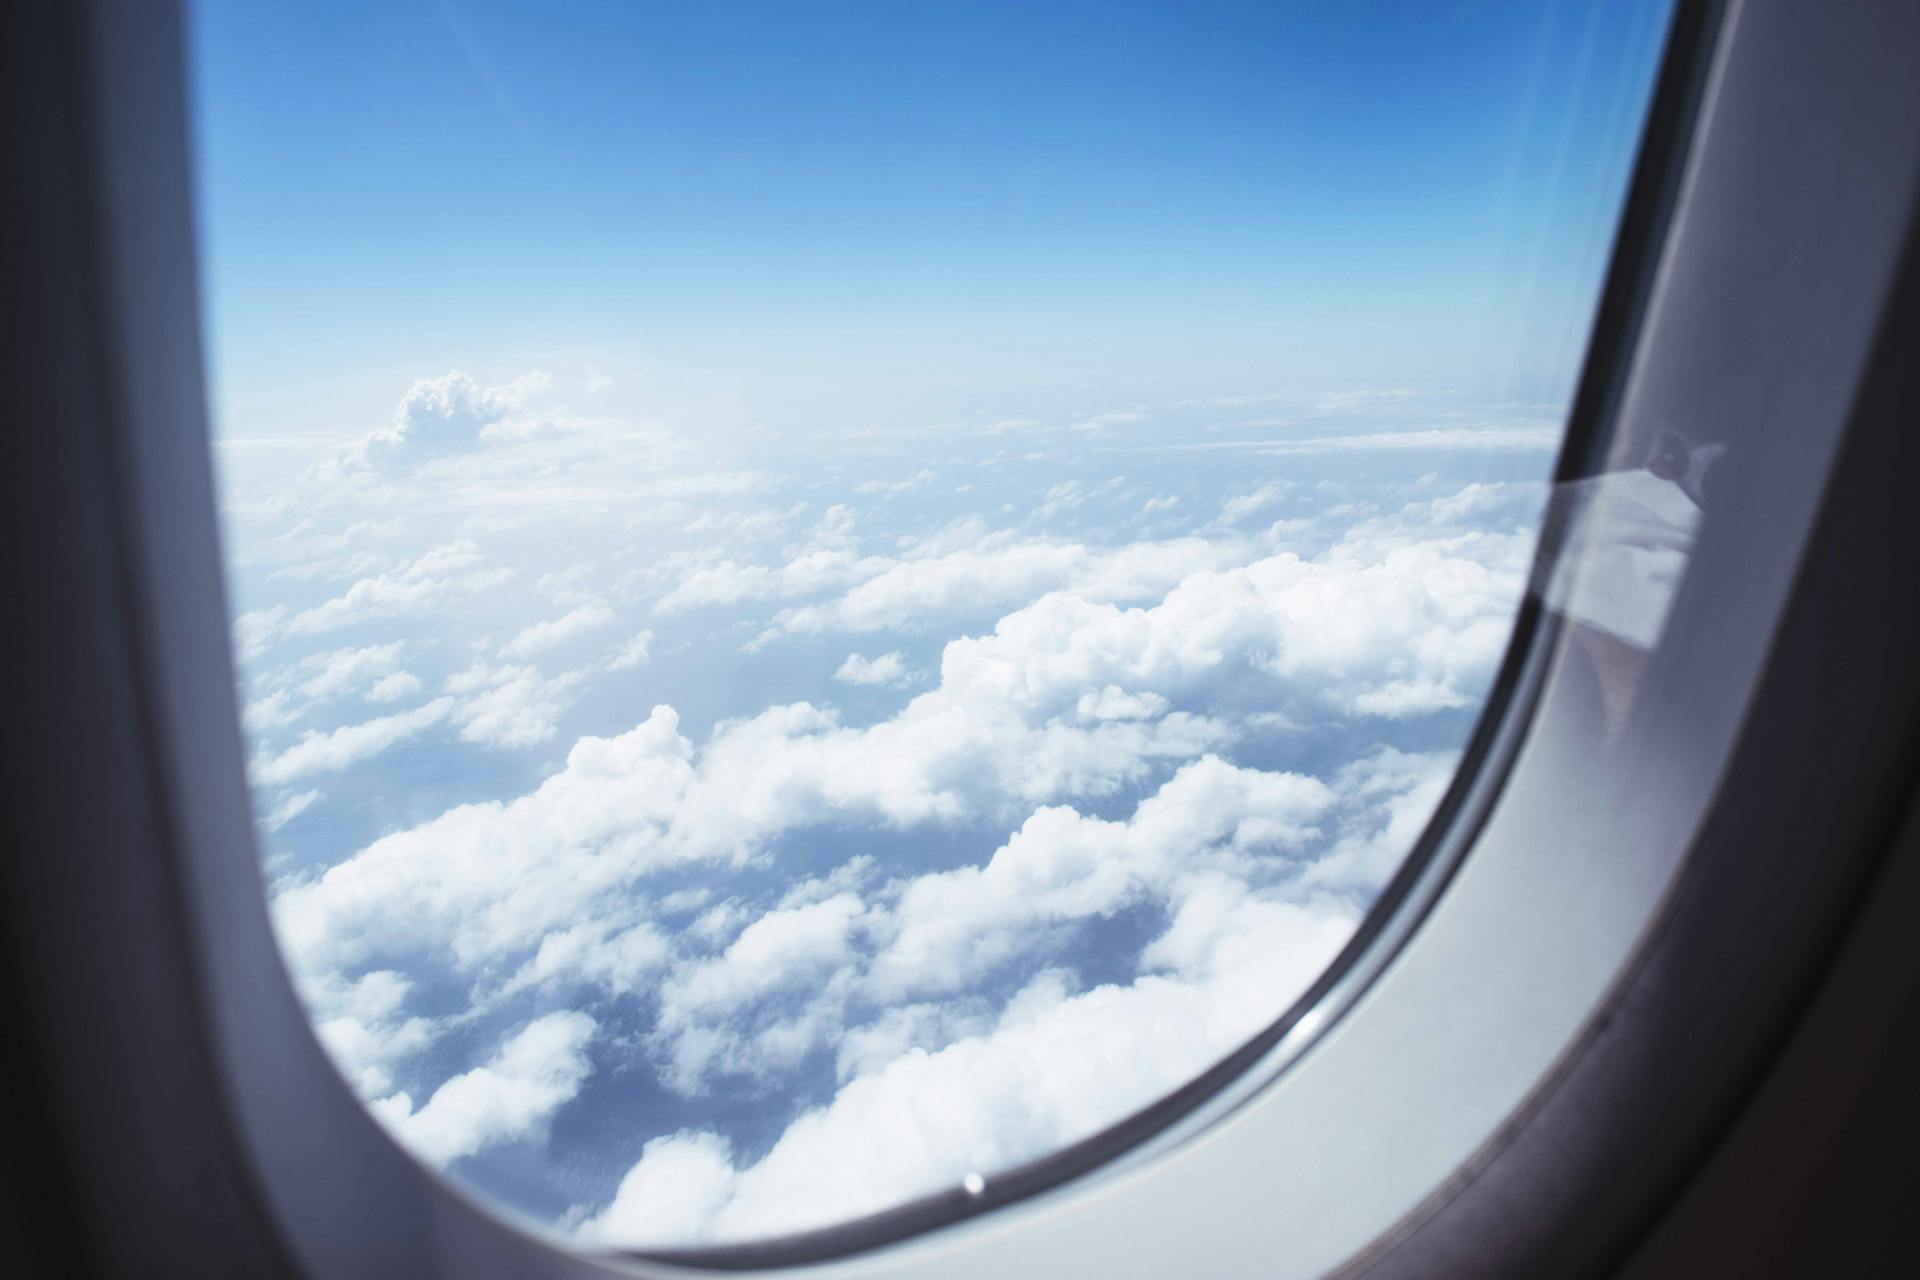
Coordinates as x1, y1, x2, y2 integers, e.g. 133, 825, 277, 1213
4, 0, 1919, 1276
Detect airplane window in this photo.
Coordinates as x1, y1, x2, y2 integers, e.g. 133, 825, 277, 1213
188, 0, 1674, 1251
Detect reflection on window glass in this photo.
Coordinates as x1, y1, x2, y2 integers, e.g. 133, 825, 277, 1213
191, 0, 1672, 1249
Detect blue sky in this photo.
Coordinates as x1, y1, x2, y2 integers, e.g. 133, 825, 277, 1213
192, 0, 1669, 440
190, 0, 1672, 1250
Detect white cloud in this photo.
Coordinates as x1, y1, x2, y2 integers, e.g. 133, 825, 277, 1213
270, 680, 1226, 1006
374, 1010, 595, 1167
499, 603, 615, 659
1208, 482, 1293, 529
856, 469, 936, 495
271, 706, 701, 982
582, 877, 1353, 1245
503, 920, 672, 999
250, 698, 455, 786
536, 562, 599, 607
1069, 410, 1146, 433
262, 788, 322, 832
446, 662, 585, 749
299, 642, 405, 699
287, 541, 511, 634
932, 487, 1535, 723
309, 970, 434, 1098
348, 370, 549, 471
272, 486, 1523, 1032
656, 894, 864, 1045
240, 460, 1539, 1244
867, 756, 1332, 1002
367, 670, 424, 703
1125, 425, 1559, 456
653, 546, 881, 615
832, 652, 910, 687
243, 687, 302, 734
233, 607, 287, 661
767, 534, 1253, 639
608, 630, 655, 670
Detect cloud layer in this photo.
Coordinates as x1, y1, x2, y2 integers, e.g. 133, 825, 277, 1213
222, 369, 1548, 1246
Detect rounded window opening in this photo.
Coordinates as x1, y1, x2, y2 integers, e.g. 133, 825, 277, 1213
193, 0, 1674, 1251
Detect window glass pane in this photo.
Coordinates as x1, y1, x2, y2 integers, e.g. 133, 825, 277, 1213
191, 0, 1672, 1249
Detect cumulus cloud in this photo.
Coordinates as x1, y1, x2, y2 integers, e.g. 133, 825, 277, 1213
1208, 482, 1293, 529
608, 630, 655, 670
765, 533, 1254, 639
446, 661, 585, 748
499, 603, 615, 659
308, 969, 435, 1098
298, 642, 405, 699
274, 485, 1526, 1108
1127, 425, 1560, 456
867, 757, 1332, 1002
856, 469, 936, 495
273, 684, 1225, 990
582, 869, 1355, 1245
262, 788, 323, 832
373, 1010, 595, 1167
931, 485, 1536, 723
653, 545, 881, 615
348, 370, 549, 471
271, 705, 699, 982
243, 688, 302, 734
631, 752, 1388, 1105
367, 670, 423, 703
233, 425, 1542, 1251
832, 652, 910, 687
250, 698, 455, 786
233, 607, 288, 661
287, 541, 512, 635
672, 899, 867, 1019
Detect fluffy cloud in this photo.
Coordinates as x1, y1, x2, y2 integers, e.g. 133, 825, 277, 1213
856, 469, 936, 495
766, 533, 1254, 638
297, 642, 405, 699
633, 750, 1401, 1106
367, 671, 424, 703
832, 652, 911, 686
608, 630, 655, 670
582, 877, 1355, 1245
373, 1010, 595, 1167
262, 788, 323, 832
349, 370, 549, 471
233, 607, 288, 661
500, 603, 615, 659
868, 757, 1332, 1002
274, 485, 1524, 1114
250, 698, 455, 786
934, 485, 1535, 723
273, 684, 1224, 990
286, 541, 512, 635
309, 970, 435, 1099
233, 425, 1541, 1251
1208, 481, 1293, 529
446, 661, 587, 749
271, 706, 700, 981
